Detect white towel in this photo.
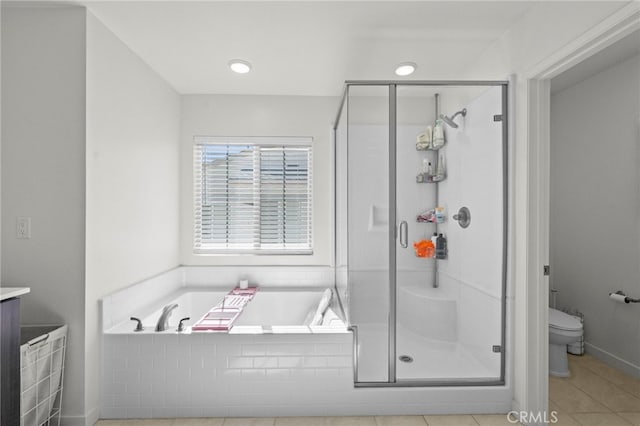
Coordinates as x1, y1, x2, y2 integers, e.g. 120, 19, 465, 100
315, 288, 333, 317
321, 308, 343, 326
304, 288, 333, 326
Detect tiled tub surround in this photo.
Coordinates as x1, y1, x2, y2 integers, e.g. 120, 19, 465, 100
101, 267, 512, 418
102, 330, 512, 419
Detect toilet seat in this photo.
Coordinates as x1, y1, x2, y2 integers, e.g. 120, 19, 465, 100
549, 308, 582, 331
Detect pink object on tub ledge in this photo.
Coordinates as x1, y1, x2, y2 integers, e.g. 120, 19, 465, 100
191, 287, 258, 331
230, 286, 258, 297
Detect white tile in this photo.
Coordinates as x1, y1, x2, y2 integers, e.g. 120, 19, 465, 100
241, 368, 266, 378
192, 344, 217, 359
314, 343, 344, 355
165, 391, 192, 407
265, 369, 290, 379
267, 343, 311, 356
125, 406, 153, 418
103, 381, 126, 396
288, 368, 316, 379
141, 369, 166, 385
126, 381, 152, 394
102, 394, 115, 407
253, 357, 279, 368
139, 392, 165, 406
100, 406, 126, 419
242, 344, 267, 356
151, 406, 177, 418
228, 357, 254, 368
278, 357, 304, 368
304, 357, 328, 368
113, 370, 140, 385
113, 393, 141, 407
327, 356, 351, 368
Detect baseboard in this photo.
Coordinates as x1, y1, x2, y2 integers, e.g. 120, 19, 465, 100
60, 415, 87, 426
61, 406, 99, 426
585, 342, 640, 378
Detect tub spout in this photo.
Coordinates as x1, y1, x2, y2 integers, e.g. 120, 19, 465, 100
155, 303, 179, 332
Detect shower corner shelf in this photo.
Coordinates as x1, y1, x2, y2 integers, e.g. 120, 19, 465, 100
416, 174, 446, 184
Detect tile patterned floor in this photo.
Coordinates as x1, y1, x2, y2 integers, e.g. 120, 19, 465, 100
95, 354, 640, 426
95, 415, 519, 426
550, 354, 640, 425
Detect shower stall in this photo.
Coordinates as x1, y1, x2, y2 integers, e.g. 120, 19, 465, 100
334, 81, 508, 386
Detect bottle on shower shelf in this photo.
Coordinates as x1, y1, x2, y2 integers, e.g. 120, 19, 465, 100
432, 120, 445, 149
421, 158, 433, 182
436, 154, 445, 179
435, 233, 447, 259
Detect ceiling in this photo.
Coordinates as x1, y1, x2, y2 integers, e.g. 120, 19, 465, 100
85, 1, 537, 96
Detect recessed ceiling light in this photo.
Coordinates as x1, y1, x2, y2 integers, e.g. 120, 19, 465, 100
395, 62, 417, 76
229, 59, 252, 74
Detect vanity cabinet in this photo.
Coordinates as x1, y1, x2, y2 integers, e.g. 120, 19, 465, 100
1, 297, 20, 426
1, 287, 29, 426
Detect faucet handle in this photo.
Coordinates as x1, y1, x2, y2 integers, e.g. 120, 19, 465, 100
130, 317, 144, 332
177, 317, 191, 332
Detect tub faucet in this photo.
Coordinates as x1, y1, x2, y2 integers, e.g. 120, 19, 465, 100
155, 303, 179, 332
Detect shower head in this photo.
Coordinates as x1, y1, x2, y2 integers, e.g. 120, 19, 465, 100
439, 108, 467, 128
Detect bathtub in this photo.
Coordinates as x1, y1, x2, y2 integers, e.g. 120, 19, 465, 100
121, 287, 339, 333
102, 286, 355, 419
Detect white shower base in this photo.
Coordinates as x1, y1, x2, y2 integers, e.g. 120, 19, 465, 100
395, 326, 497, 381
355, 325, 498, 382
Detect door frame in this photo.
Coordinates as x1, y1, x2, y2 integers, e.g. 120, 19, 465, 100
523, 3, 639, 422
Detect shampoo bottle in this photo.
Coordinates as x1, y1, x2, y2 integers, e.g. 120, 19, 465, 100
435, 233, 447, 259
433, 120, 445, 149
422, 159, 433, 181
436, 154, 445, 178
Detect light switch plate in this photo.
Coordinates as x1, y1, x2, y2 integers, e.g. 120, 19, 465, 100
17, 217, 31, 239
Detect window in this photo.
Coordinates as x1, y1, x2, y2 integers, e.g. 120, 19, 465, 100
193, 136, 313, 254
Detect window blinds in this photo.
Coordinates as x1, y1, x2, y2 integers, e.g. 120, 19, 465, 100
194, 137, 313, 254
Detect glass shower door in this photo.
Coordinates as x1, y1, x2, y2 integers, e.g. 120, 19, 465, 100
394, 84, 505, 383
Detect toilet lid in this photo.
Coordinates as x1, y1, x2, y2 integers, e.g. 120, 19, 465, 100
549, 308, 582, 331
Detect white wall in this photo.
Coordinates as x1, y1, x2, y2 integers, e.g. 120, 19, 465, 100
550, 54, 640, 375
463, 0, 631, 413
1, 5, 87, 423
85, 12, 181, 423
180, 95, 336, 267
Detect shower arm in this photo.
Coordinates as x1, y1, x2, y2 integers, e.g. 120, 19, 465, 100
449, 108, 467, 121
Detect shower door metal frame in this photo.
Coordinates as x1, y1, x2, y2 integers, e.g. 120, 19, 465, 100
334, 80, 509, 388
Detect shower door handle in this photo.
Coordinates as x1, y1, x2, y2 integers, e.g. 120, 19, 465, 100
399, 221, 408, 248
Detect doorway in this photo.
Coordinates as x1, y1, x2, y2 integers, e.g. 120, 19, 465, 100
547, 30, 640, 423
524, 6, 640, 424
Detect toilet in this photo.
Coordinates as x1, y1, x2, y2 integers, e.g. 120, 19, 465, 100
549, 308, 583, 377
